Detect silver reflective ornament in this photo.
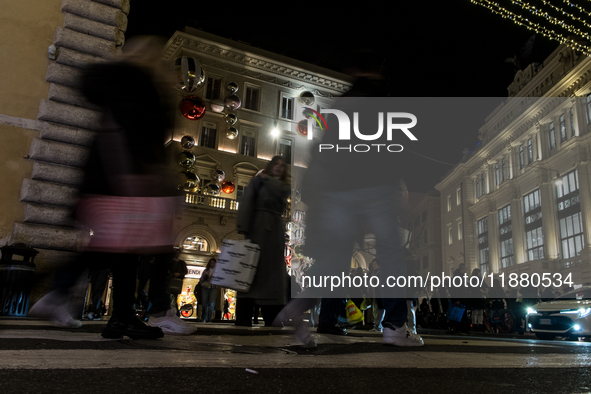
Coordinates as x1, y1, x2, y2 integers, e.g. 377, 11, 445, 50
225, 113, 238, 125
207, 183, 221, 195
180, 135, 195, 149
226, 126, 238, 140
175, 56, 205, 93
298, 91, 315, 106
178, 151, 196, 168
180, 171, 199, 192
211, 169, 225, 182
224, 94, 242, 111
210, 99, 225, 113
226, 82, 239, 93
293, 190, 302, 204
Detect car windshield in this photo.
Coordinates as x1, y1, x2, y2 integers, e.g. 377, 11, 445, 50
556, 289, 591, 300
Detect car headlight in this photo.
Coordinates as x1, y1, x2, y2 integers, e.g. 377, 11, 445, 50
527, 307, 538, 315
579, 308, 591, 318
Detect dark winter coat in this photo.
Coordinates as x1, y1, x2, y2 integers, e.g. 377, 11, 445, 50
236, 175, 290, 305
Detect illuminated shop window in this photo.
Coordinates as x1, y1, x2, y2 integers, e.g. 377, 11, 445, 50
182, 236, 209, 252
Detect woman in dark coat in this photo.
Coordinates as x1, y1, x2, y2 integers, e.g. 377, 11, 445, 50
235, 156, 290, 326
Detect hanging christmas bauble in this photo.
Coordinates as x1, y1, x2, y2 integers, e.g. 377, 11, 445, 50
226, 126, 238, 140
180, 171, 199, 192
178, 151, 196, 168
297, 119, 308, 136
207, 183, 221, 195
210, 99, 225, 113
293, 190, 302, 204
175, 56, 205, 93
298, 91, 315, 106
225, 113, 238, 125
226, 82, 239, 93
180, 96, 206, 120
224, 94, 242, 111
222, 181, 235, 194
211, 169, 225, 182
180, 135, 195, 149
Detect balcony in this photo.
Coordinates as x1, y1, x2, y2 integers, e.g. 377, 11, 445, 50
184, 193, 239, 213
184, 192, 291, 218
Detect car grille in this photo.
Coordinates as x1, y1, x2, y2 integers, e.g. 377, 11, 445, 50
529, 315, 574, 331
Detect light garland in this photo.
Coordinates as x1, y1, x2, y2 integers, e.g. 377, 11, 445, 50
471, 0, 591, 57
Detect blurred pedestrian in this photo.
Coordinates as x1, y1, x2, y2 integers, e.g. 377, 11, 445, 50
200, 258, 217, 322
235, 156, 291, 326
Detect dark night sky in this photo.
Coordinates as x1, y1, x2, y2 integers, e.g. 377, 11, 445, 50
124, 0, 559, 192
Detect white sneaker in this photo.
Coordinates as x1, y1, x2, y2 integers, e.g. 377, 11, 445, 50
382, 323, 424, 347
148, 309, 197, 335
28, 291, 82, 329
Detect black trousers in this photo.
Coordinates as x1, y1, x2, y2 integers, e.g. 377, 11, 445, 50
236, 297, 283, 326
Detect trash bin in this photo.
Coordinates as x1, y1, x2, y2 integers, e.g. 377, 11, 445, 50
0, 243, 38, 317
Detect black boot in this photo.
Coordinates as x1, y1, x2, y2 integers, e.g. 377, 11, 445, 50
102, 315, 164, 340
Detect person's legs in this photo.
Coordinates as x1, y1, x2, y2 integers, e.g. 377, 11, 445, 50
207, 287, 217, 322
148, 253, 174, 315
235, 297, 255, 326
201, 287, 211, 322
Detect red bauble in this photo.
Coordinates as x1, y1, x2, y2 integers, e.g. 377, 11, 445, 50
221, 181, 235, 194
297, 119, 308, 136
180, 95, 206, 120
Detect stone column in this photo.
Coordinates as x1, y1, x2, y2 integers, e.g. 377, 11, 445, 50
10, 0, 130, 261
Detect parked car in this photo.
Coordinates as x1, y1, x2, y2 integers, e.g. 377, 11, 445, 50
526, 287, 591, 340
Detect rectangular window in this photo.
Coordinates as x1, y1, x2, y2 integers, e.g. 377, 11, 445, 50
281, 96, 294, 120
278, 138, 292, 164
549, 122, 557, 150
501, 158, 507, 182
559, 114, 567, 142
526, 227, 544, 261
556, 170, 583, 260
586, 94, 591, 124
458, 222, 463, 241
244, 86, 260, 111
447, 195, 451, 212
498, 205, 514, 268
570, 107, 576, 137
527, 138, 533, 163
205, 77, 221, 100
448, 227, 453, 245
456, 188, 461, 205
237, 185, 245, 199
200, 122, 217, 149
481, 172, 486, 195
495, 163, 500, 186
560, 212, 585, 259
478, 217, 490, 273
475, 178, 480, 199
519, 145, 524, 170
239, 129, 256, 157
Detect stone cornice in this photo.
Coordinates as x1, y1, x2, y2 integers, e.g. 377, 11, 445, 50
163, 32, 352, 97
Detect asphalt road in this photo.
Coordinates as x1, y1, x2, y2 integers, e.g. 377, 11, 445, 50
1, 319, 590, 394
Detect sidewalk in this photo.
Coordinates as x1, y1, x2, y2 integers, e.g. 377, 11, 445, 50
0, 316, 535, 340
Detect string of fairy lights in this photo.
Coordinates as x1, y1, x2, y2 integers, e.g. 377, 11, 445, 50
470, 0, 591, 57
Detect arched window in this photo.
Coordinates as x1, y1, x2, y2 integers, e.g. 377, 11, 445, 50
182, 236, 209, 252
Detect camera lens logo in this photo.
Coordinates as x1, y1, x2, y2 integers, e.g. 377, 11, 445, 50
303, 107, 328, 132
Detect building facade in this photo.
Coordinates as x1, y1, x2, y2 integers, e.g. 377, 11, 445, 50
403, 190, 443, 280
436, 44, 591, 287
162, 27, 352, 269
